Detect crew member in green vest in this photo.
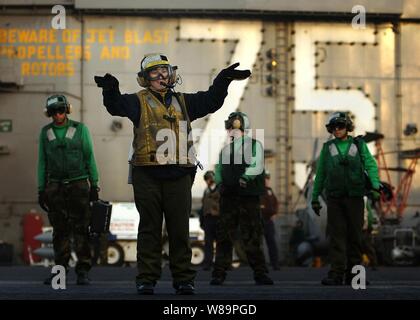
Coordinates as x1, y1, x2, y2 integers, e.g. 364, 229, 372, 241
37, 94, 99, 286
311, 111, 380, 285
210, 112, 273, 286
95, 53, 251, 295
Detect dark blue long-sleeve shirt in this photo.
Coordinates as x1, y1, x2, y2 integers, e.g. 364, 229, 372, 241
101, 73, 232, 180
102, 73, 231, 127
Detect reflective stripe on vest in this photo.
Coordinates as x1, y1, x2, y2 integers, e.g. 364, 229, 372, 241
65, 126, 77, 140
46, 128, 56, 141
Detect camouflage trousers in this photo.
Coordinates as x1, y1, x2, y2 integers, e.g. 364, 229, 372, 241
45, 179, 92, 274
213, 195, 268, 279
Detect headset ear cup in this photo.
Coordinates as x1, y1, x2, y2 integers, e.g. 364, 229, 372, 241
326, 125, 332, 133
67, 104, 73, 114
137, 76, 148, 88
44, 108, 50, 117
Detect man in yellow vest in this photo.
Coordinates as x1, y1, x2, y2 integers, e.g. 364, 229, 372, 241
95, 54, 250, 295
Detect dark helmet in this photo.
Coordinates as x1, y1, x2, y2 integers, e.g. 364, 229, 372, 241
325, 111, 354, 133
203, 170, 215, 181
44, 94, 71, 117
224, 111, 250, 131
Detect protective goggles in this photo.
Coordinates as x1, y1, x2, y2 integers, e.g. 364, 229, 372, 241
47, 106, 66, 116
142, 66, 170, 81
331, 122, 346, 130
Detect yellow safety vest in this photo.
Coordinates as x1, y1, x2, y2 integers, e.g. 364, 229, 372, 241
131, 89, 196, 167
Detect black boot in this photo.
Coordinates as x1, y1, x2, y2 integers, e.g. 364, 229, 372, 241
136, 282, 155, 295
321, 276, 343, 286
76, 272, 91, 285
174, 281, 195, 295
210, 275, 225, 285
254, 274, 274, 285
43, 274, 55, 285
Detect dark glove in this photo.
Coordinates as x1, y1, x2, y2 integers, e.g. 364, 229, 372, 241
38, 191, 49, 212
94, 73, 119, 91
311, 201, 322, 216
89, 186, 100, 202
219, 62, 251, 81
371, 189, 381, 201
239, 177, 247, 188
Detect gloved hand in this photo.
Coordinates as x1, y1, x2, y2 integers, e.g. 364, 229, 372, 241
311, 201, 322, 216
89, 186, 100, 202
94, 73, 119, 91
38, 191, 49, 212
239, 178, 247, 188
371, 189, 381, 201
219, 62, 251, 81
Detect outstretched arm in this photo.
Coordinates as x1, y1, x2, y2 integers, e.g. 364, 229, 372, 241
95, 73, 141, 126
184, 63, 251, 121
